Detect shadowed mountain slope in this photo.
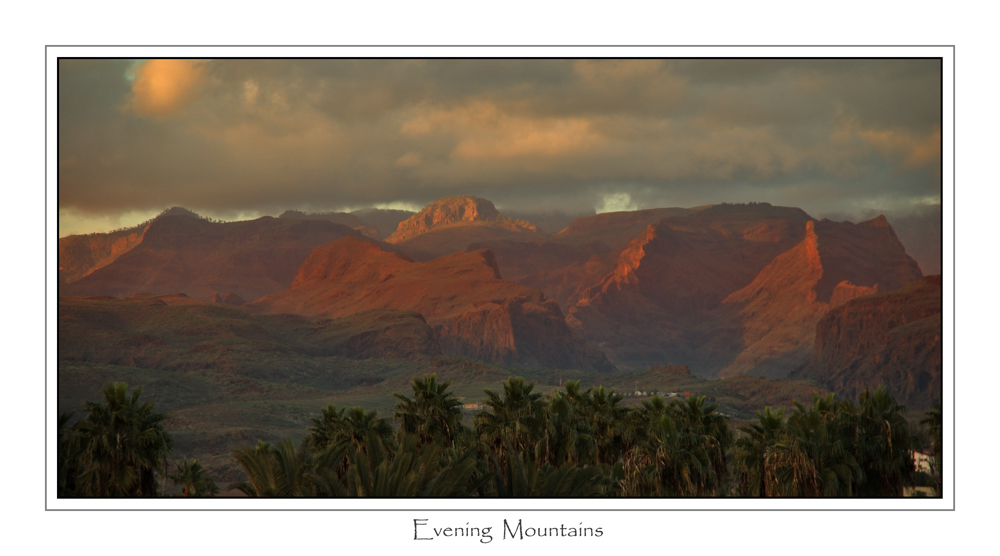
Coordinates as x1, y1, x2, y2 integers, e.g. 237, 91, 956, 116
565, 204, 923, 377
251, 237, 615, 372
714, 217, 923, 377
58, 207, 199, 285
61, 214, 368, 302
792, 275, 942, 411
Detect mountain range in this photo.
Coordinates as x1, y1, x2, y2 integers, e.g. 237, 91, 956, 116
58, 196, 942, 408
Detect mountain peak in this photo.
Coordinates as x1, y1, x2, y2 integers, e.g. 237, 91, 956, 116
386, 196, 535, 243
859, 214, 890, 227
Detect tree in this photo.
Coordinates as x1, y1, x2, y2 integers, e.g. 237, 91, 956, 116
853, 386, 914, 497
620, 396, 731, 497
733, 406, 787, 496
475, 376, 548, 459
920, 402, 943, 495
169, 458, 219, 497
308, 405, 394, 453
229, 438, 317, 497
393, 374, 464, 446
71, 382, 173, 497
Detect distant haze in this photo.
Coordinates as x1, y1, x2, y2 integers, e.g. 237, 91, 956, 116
59, 59, 941, 238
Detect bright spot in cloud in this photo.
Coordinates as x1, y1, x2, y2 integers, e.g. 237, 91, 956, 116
596, 192, 639, 214
370, 201, 425, 212
129, 59, 205, 118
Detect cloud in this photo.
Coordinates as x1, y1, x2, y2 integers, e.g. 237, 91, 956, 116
129, 59, 206, 118
400, 101, 604, 160
57, 59, 943, 236
596, 192, 638, 213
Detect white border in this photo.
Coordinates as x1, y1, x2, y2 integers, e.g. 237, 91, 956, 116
46, 46, 955, 511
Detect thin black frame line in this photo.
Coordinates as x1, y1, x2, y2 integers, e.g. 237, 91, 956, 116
45, 44, 956, 48
44, 45, 48, 510
45, 47, 956, 511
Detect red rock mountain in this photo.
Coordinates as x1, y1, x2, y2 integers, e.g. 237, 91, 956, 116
61, 213, 368, 302
715, 217, 924, 377
58, 207, 197, 285
792, 275, 942, 410
567, 203, 813, 371
386, 196, 540, 260
251, 236, 615, 372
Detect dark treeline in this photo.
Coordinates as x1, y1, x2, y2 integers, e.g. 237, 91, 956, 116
58, 376, 941, 498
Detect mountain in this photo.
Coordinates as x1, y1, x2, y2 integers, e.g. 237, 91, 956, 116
58, 207, 198, 285
58, 293, 441, 373
349, 208, 416, 240
792, 275, 942, 411
278, 210, 380, 239
250, 236, 615, 372
714, 216, 924, 377
463, 208, 698, 311
61, 213, 368, 302
385, 196, 542, 260
567, 203, 813, 372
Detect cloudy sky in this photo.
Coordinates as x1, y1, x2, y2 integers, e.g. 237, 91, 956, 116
58, 58, 941, 236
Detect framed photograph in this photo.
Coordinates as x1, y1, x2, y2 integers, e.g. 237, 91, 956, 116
48, 47, 952, 515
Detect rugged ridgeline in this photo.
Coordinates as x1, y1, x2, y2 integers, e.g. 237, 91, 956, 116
386, 196, 542, 261
58, 207, 197, 285
250, 236, 615, 372
278, 210, 381, 240
61, 212, 369, 302
793, 275, 942, 410
566, 203, 813, 373
713, 216, 924, 377
277, 208, 416, 241
470, 208, 695, 310
566, 205, 924, 377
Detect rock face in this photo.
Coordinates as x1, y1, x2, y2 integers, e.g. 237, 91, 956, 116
251, 236, 615, 372
386, 196, 536, 246
61, 213, 367, 302
565, 205, 924, 377
793, 275, 942, 411
58, 207, 199, 285
714, 217, 923, 377
567, 203, 812, 372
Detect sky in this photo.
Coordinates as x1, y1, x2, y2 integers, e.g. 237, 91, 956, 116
58, 58, 942, 236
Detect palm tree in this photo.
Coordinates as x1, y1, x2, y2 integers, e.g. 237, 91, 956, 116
733, 406, 786, 496
309, 404, 394, 452
229, 438, 316, 497
393, 374, 464, 446
475, 376, 548, 459
169, 458, 219, 497
854, 386, 914, 497
72, 382, 173, 497
620, 398, 729, 497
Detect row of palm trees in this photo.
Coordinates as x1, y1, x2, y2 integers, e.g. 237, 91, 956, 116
57, 377, 936, 497
227, 374, 930, 497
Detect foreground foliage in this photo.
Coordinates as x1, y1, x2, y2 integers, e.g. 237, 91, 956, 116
58, 376, 936, 498
59, 383, 173, 497
226, 375, 929, 498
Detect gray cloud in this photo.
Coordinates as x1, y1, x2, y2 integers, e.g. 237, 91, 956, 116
58, 58, 942, 235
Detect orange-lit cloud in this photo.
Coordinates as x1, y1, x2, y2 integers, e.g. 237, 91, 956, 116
130, 59, 205, 118
401, 101, 604, 160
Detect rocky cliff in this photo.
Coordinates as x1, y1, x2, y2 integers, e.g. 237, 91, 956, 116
386, 196, 537, 247
792, 275, 942, 410
251, 236, 615, 372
